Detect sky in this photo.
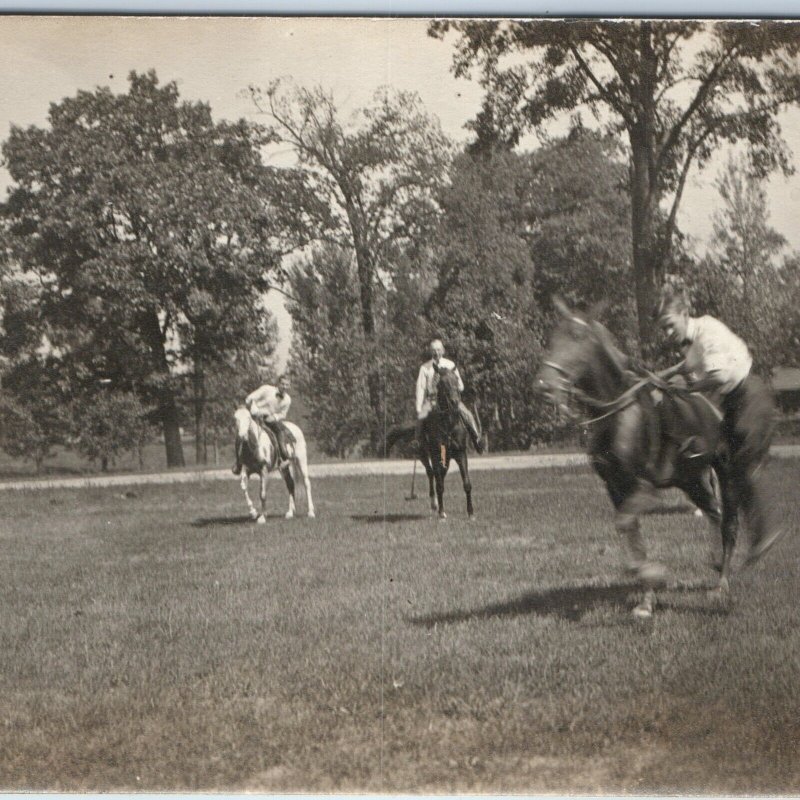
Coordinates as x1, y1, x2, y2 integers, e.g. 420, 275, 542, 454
1, 16, 798, 367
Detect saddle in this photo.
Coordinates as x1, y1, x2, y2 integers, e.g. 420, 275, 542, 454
645, 384, 723, 483
255, 417, 296, 446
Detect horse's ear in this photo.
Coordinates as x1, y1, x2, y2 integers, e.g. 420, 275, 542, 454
553, 295, 572, 319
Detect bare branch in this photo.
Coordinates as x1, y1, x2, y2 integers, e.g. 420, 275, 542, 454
569, 44, 636, 130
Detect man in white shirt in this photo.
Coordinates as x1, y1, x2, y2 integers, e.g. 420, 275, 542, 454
233, 374, 292, 473
656, 290, 783, 566
415, 339, 483, 454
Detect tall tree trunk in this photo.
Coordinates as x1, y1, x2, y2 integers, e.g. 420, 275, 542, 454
348, 209, 384, 452
630, 22, 663, 353
142, 309, 185, 468
193, 365, 208, 466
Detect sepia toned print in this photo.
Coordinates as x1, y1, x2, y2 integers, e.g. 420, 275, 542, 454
1, 15, 799, 793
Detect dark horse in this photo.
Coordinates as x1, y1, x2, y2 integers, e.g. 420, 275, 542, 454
536, 298, 730, 618
424, 366, 474, 519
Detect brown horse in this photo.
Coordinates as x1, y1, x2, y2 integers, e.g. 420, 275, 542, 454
536, 299, 730, 618
422, 366, 475, 519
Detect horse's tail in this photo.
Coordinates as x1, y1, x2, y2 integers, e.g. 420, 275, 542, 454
283, 422, 312, 515
383, 422, 416, 457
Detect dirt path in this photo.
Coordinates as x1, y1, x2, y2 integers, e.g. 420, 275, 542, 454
2, 445, 799, 492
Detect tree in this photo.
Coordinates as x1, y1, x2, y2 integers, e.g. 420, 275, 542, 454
683, 155, 793, 377
1, 71, 289, 467
286, 244, 408, 456
0, 357, 70, 474
708, 154, 787, 298
431, 20, 800, 346
249, 81, 452, 443
70, 390, 153, 472
426, 133, 631, 448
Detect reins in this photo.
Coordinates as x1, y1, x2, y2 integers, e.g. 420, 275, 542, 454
544, 348, 669, 427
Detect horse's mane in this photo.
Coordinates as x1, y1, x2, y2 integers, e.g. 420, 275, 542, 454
590, 320, 634, 379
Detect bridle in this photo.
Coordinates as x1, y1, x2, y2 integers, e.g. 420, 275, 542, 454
540, 350, 655, 427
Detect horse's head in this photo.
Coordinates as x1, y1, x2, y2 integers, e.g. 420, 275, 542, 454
536, 296, 623, 414
234, 406, 253, 439
434, 366, 461, 415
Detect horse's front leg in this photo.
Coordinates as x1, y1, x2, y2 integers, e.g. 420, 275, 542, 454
455, 452, 473, 519
256, 467, 270, 525
241, 472, 258, 520
420, 453, 437, 514
435, 454, 448, 520
615, 494, 667, 620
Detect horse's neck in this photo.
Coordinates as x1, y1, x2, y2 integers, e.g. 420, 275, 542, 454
578, 343, 629, 403
248, 420, 267, 454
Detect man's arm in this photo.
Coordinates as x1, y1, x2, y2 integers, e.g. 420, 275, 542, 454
453, 368, 465, 394
245, 386, 267, 410
415, 367, 427, 416
272, 394, 291, 422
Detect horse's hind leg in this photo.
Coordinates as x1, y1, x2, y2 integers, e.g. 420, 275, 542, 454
241, 472, 259, 520
456, 453, 474, 519
717, 468, 740, 592
421, 454, 437, 513
681, 468, 729, 594
281, 466, 296, 519
256, 467, 270, 525
294, 457, 315, 519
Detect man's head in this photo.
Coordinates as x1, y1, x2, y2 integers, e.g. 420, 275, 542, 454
277, 374, 290, 395
656, 288, 690, 345
429, 339, 445, 364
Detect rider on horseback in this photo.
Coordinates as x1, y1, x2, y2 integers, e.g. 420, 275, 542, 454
415, 339, 484, 455
232, 374, 292, 474
655, 287, 784, 566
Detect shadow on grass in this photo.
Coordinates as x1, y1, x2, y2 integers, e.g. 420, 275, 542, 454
350, 513, 431, 524
410, 579, 731, 625
191, 514, 285, 527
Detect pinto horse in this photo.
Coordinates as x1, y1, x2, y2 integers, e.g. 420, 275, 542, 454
536, 299, 729, 619
421, 366, 475, 519
233, 407, 315, 522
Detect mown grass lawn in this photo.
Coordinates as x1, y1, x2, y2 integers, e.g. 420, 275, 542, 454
0, 462, 798, 793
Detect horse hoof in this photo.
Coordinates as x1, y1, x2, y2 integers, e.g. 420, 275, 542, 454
249, 509, 259, 520
308, 511, 316, 519
438, 512, 447, 520
707, 586, 728, 602
693, 508, 704, 518
284, 511, 294, 520
256, 515, 266, 525
633, 603, 654, 620
468, 514, 476, 522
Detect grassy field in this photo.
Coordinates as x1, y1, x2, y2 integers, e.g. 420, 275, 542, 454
0, 462, 798, 793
